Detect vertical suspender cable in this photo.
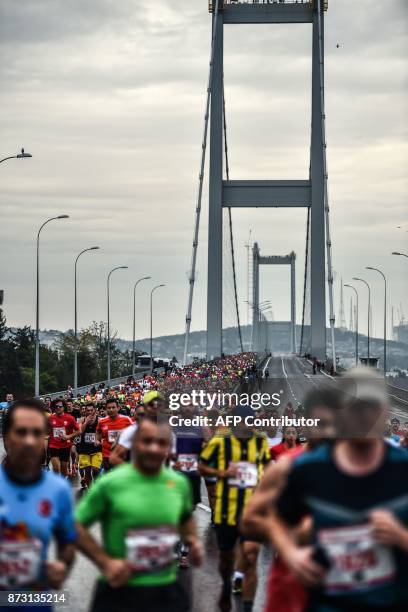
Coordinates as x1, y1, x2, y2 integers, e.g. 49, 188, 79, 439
299, 207, 311, 356
223, 79, 244, 354
316, 0, 337, 371
183, 0, 221, 365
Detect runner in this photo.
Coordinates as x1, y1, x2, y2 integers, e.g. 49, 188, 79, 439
96, 397, 132, 471
0, 399, 76, 609
75, 416, 203, 612
269, 425, 301, 460
76, 402, 102, 492
199, 405, 270, 612
109, 391, 165, 466
172, 401, 205, 568
270, 368, 408, 611
48, 399, 80, 477
242, 386, 340, 612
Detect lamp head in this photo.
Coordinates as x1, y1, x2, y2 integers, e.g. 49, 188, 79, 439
16, 148, 32, 159
58, 215, 69, 219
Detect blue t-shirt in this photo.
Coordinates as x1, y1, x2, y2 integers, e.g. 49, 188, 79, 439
0, 466, 76, 589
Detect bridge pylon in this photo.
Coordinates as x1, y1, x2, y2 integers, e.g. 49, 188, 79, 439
206, 0, 328, 360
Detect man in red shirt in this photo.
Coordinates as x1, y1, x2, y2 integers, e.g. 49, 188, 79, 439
48, 399, 81, 476
96, 397, 132, 471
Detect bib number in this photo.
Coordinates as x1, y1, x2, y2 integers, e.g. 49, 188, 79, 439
84, 433, 96, 444
125, 527, 178, 573
0, 540, 42, 588
178, 454, 198, 473
52, 427, 65, 439
228, 462, 258, 488
108, 430, 121, 444
318, 524, 396, 594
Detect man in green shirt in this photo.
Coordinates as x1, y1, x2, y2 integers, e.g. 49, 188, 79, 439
75, 416, 203, 612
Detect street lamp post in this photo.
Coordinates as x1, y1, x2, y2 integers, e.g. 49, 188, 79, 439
366, 267, 387, 376
35, 215, 69, 396
74, 246, 100, 391
150, 284, 165, 373
0, 148, 32, 164
353, 277, 371, 366
132, 276, 151, 375
344, 284, 359, 366
107, 266, 128, 382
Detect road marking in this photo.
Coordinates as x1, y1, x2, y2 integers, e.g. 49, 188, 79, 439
281, 357, 299, 403
262, 356, 271, 378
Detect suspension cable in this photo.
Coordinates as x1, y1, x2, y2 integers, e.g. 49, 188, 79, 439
299, 207, 311, 356
183, 0, 221, 365
222, 80, 244, 354
316, 0, 337, 371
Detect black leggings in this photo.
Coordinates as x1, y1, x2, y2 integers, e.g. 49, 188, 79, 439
90, 580, 190, 612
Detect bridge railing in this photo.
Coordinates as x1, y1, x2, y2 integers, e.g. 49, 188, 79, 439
43, 369, 151, 401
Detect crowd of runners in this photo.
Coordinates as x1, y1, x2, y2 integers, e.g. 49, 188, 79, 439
1, 354, 408, 612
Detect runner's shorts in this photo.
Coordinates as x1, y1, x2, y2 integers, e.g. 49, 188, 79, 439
78, 452, 102, 470
214, 524, 247, 552
48, 447, 71, 462
90, 580, 189, 612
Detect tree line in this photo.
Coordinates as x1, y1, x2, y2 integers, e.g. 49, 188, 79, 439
0, 310, 134, 399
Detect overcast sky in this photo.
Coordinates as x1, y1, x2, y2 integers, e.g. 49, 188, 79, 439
0, 0, 407, 343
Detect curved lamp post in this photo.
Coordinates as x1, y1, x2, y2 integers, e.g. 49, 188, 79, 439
107, 266, 128, 381
74, 246, 100, 391
353, 277, 371, 366
35, 215, 69, 396
150, 284, 165, 373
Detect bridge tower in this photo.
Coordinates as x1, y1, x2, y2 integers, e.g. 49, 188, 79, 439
206, 0, 329, 360
252, 243, 296, 353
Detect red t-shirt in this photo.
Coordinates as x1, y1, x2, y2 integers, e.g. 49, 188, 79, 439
97, 415, 132, 458
48, 413, 80, 449
270, 441, 301, 461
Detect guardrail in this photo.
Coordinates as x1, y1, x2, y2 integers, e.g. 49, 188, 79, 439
44, 369, 152, 401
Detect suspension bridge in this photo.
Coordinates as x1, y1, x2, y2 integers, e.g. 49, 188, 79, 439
183, 0, 336, 371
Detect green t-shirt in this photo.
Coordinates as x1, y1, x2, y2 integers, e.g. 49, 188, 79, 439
75, 463, 192, 586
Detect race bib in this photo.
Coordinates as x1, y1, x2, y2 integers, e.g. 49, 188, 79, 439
125, 527, 179, 573
0, 539, 42, 588
318, 524, 396, 594
108, 430, 121, 444
178, 454, 198, 473
52, 427, 65, 439
84, 433, 96, 444
228, 461, 258, 488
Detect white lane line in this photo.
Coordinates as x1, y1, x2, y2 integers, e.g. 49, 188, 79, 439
197, 503, 211, 514
262, 356, 271, 378
281, 357, 299, 403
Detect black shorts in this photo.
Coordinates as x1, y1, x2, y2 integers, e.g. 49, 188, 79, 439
214, 524, 246, 552
183, 473, 201, 506
90, 580, 189, 612
49, 447, 71, 462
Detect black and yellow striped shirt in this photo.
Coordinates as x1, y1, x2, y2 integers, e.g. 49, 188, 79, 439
200, 433, 270, 526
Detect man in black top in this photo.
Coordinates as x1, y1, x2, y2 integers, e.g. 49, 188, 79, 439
270, 368, 408, 612
76, 402, 102, 490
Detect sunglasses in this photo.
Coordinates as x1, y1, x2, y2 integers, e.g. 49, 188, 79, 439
14, 427, 44, 438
